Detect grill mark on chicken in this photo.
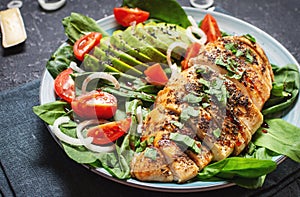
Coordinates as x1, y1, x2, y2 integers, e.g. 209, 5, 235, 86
130, 36, 273, 183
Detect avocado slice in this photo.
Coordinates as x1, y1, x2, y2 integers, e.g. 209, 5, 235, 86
110, 30, 152, 63
99, 37, 148, 70
93, 46, 142, 76
133, 23, 181, 60
82, 54, 120, 73
121, 26, 167, 63
144, 23, 191, 58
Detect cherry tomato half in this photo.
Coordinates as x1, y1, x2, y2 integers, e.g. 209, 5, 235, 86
71, 90, 118, 119
200, 14, 221, 43
87, 118, 131, 145
54, 68, 75, 103
181, 42, 202, 70
73, 32, 102, 61
144, 63, 168, 86
113, 7, 150, 27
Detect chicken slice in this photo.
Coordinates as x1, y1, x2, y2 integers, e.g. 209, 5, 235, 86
191, 36, 274, 110
154, 132, 199, 183
130, 147, 174, 182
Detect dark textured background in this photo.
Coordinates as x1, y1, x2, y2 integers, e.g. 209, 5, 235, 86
0, 0, 299, 91
0, 1, 300, 196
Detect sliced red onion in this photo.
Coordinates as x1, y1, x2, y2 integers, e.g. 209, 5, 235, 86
186, 26, 207, 45
190, 0, 214, 9
81, 72, 120, 95
7, 0, 23, 8
136, 106, 143, 134
76, 119, 115, 153
69, 61, 84, 73
188, 15, 199, 28
186, 15, 207, 45
166, 41, 188, 68
166, 42, 188, 77
52, 116, 84, 146
38, 0, 66, 11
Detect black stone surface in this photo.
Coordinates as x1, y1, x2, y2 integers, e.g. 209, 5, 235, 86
0, 0, 299, 91
0, 1, 300, 196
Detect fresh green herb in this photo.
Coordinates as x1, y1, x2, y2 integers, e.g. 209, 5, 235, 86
180, 106, 199, 122
212, 128, 221, 138
198, 78, 210, 88
235, 50, 244, 57
102, 86, 156, 102
263, 64, 300, 116
144, 147, 157, 160
221, 31, 231, 37
245, 49, 254, 63
243, 34, 256, 43
135, 136, 154, 152
122, 0, 191, 28
225, 43, 237, 53
182, 93, 204, 104
202, 102, 210, 108
169, 133, 201, 154
205, 77, 227, 106
170, 120, 184, 129
215, 56, 245, 80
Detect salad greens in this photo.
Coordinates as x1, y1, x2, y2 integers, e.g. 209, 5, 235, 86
122, 0, 191, 28
33, 0, 300, 189
253, 119, 300, 162
263, 64, 300, 116
62, 12, 109, 44
46, 45, 76, 79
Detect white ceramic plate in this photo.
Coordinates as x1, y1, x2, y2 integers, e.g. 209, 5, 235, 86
39, 7, 300, 192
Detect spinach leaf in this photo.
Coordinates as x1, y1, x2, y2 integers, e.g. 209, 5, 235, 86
252, 118, 300, 162
33, 101, 70, 125
62, 143, 99, 164
197, 157, 276, 180
263, 64, 300, 117
62, 12, 109, 44
122, 0, 191, 28
46, 45, 76, 79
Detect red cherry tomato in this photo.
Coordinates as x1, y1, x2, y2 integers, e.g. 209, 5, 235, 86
87, 118, 131, 145
73, 32, 102, 61
181, 42, 202, 70
113, 7, 150, 27
71, 90, 118, 119
54, 68, 75, 103
144, 63, 168, 86
200, 14, 221, 43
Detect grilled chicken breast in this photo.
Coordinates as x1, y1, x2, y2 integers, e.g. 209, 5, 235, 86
130, 36, 274, 183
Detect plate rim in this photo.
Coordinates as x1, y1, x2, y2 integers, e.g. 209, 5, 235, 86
39, 7, 299, 192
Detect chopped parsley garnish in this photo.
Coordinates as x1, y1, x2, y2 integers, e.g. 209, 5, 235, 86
243, 34, 256, 43
225, 43, 238, 53
170, 120, 184, 129
182, 93, 204, 104
144, 147, 157, 160
198, 78, 210, 88
215, 56, 245, 80
135, 136, 155, 152
169, 133, 201, 154
213, 128, 222, 138
235, 50, 244, 57
180, 106, 199, 121
245, 49, 254, 63
208, 78, 228, 106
